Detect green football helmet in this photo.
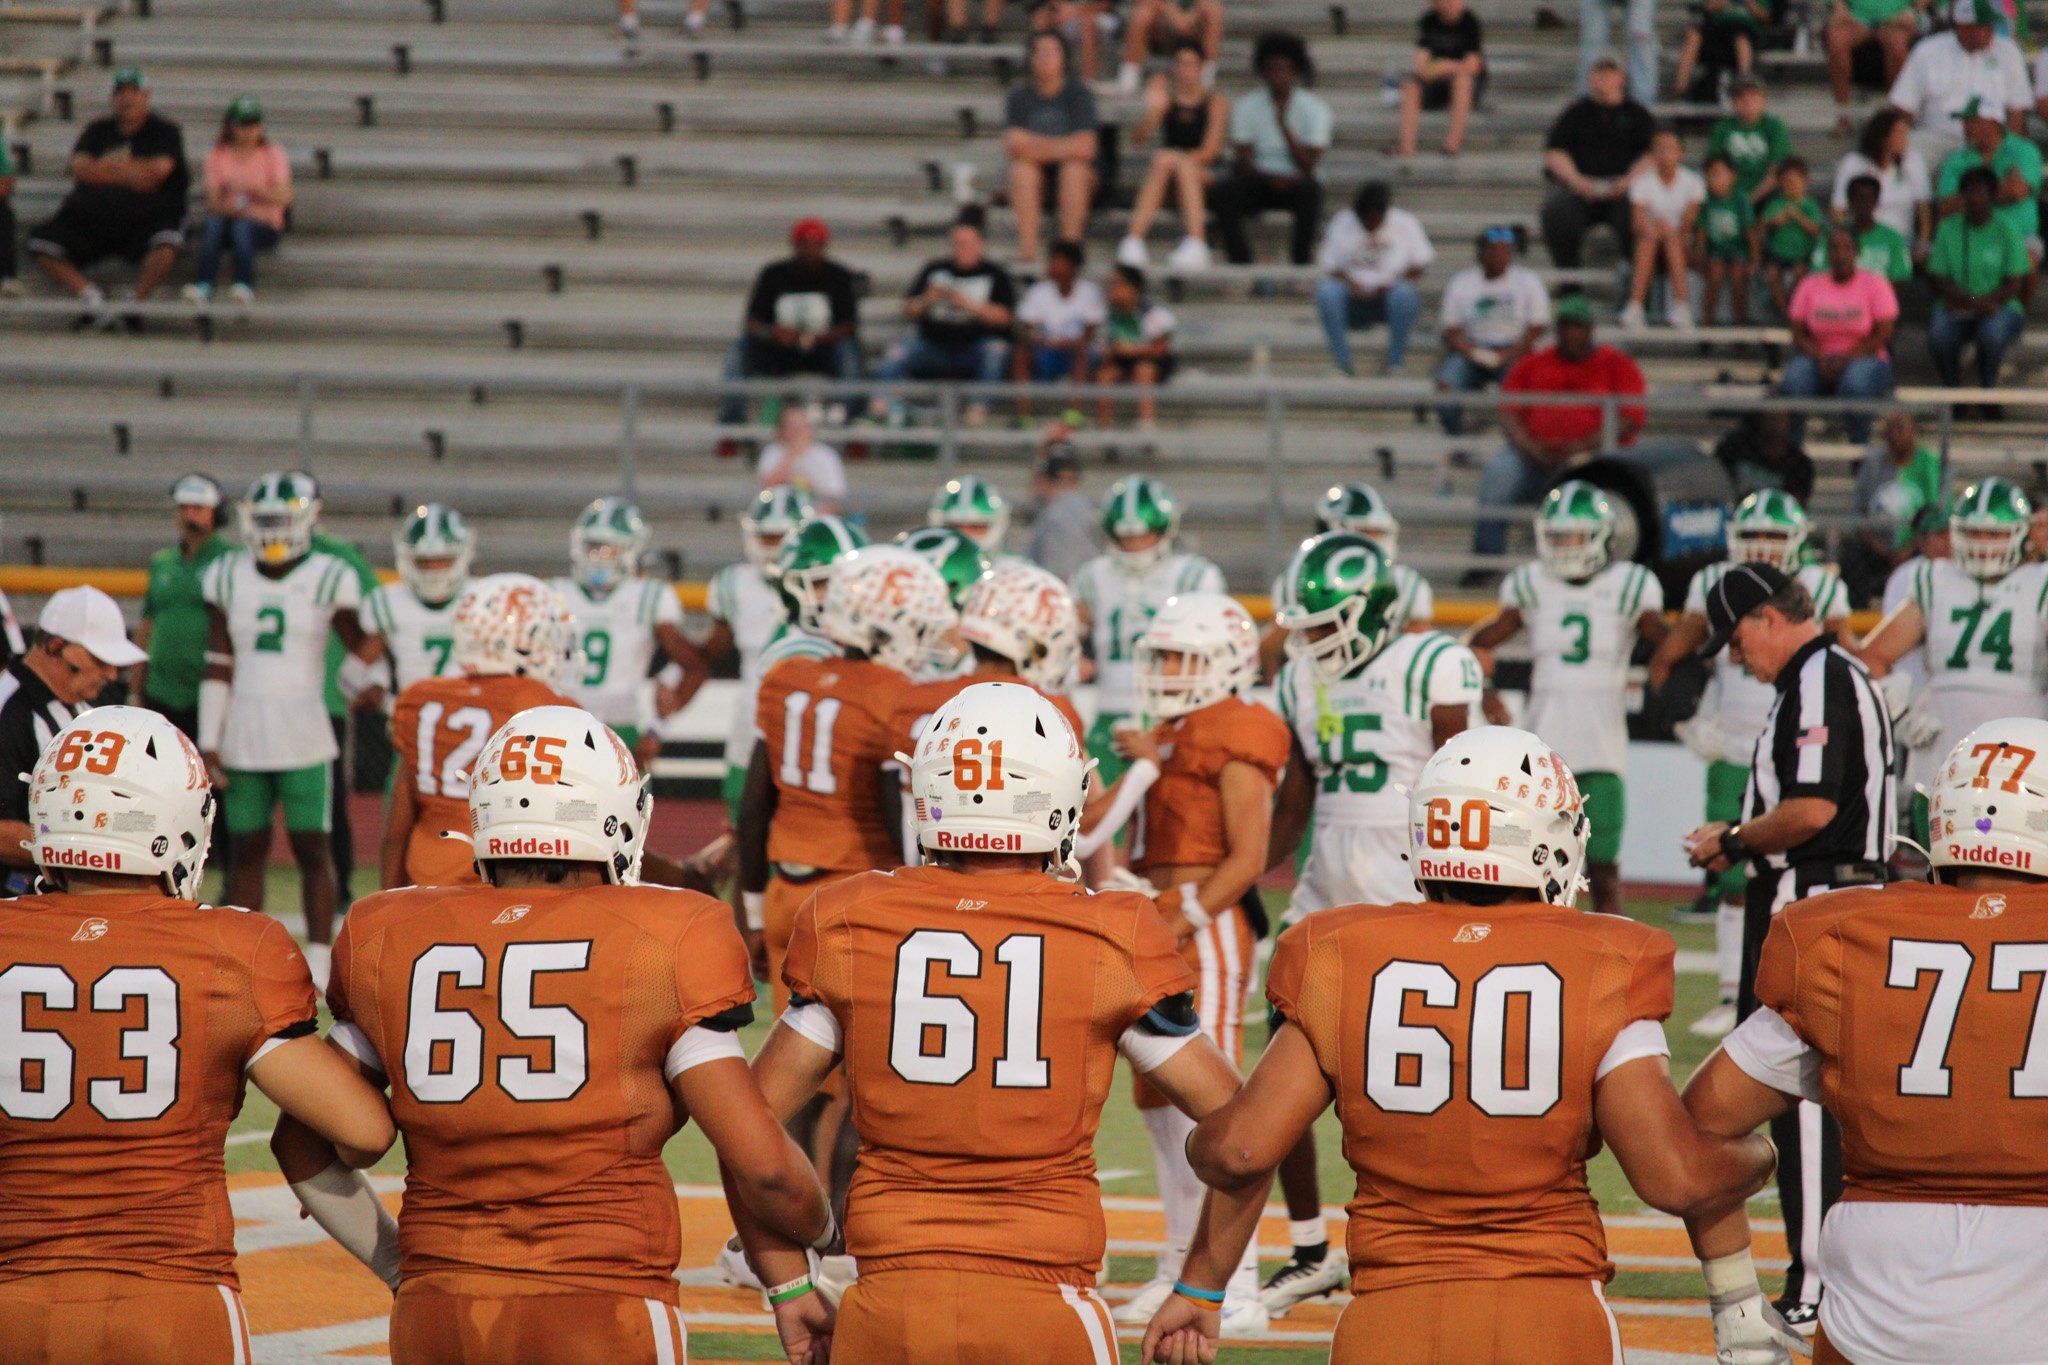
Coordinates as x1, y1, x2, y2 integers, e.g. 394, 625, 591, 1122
1951, 477, 2033, 582
927, 475, 1011, 553
393, 503, 476, 605
1316, 482, 1400, 558
1726, 489, 1809, 574
1274, 531, 1402, 681
894, 526, 992, 610
570, 496, 649, 594
1101, 476, 1181, 572
770, 515, 869, 632
1534, 480, 1615, 582
239, 470, 321, 566
740, 486, 816, 568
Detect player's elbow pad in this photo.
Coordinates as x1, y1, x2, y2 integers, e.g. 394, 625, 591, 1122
289, 1161, 401, 1290
198, 678, 230, 753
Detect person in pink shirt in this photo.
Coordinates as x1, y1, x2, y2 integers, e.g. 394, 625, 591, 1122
182, 96, 291, 305
1778, 225, 1896, 442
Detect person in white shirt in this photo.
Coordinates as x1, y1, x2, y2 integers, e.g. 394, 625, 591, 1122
1834, 108, 1933, 253
1313, 180, 1433, 375
756, 404, 848, 512
1015, 238, 1107, 384
1623, 126, 1706, 329
1434, 225, 1551, 436
1888, 0, 2032, 167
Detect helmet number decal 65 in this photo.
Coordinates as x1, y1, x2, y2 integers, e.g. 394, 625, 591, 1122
1365, 961, 1561, 1118
50, 730, 126, 776
500, 735, 566, 783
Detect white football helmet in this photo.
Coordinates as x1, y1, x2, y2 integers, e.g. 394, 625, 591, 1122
1926, 718, 2048, 881
569, 496, 650, 594
959, 561, 1082, 691
238, 470, 320, 566
469, 705, 648, 886
1316, 481, 1400, 558
394, 503, 477, 605
28, 706, 214, 899
1405, 726, 1590, 908
818, 545, 958, 675
740, 486, 816, 569
453, 573, 577, 681
1135, 591, 1258, 722
900, 680, 1090, 866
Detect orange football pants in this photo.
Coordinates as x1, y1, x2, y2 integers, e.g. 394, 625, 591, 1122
765, 870, 854, 1015
1332, 1277, 1623, 1364
0, 1271, 252, 1365
390, 1281, 688, 1364
1132, 904, 1254, 1109
836, 1268, 1120, 1364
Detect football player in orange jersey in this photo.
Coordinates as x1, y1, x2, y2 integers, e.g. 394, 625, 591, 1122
1076, 590, 1289, 1332
726, 681, 1266, 1365
274, 705, 833, 1364
0, 707, 395, 1364
380, 573, 578, 889
1156, 727, 1786, 1365
1682, 717, 2048, 1365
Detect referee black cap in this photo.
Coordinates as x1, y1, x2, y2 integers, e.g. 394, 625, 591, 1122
1698, 562, 1792, 659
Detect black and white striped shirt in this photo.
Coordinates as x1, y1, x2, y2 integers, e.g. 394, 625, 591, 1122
0, 658, 81, 828
1743, 634, 1895, 874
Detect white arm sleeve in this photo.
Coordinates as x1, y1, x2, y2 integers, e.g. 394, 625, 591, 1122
1074, 758, 1158, 860
1117, 1023, 1199, 1074
328, 1021, 387, 1080
289, 1162, 401, 1290
663, 1024, 748, 1079
1595, 1018, 1672, 1081
198, 677, 230, 753
1720, 1006, 1824, 1104
779, 1001, 844, 1056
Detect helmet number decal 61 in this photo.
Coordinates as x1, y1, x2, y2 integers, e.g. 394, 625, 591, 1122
951, 738, 1006, 792
1365, 961, 1562, 1118
50, 730, 126, 776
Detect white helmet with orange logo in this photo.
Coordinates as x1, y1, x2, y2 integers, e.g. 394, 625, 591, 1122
959, 561, 1081, 691
1134, 591, 1258, 722
1926, 718, 2048, 881
453, 573, 578, 681
469, 705, 648, 885
900, 681, 1090, 866
1405, 726, 1590, 907
819, 545, 957, 675
27, 706, 215, 898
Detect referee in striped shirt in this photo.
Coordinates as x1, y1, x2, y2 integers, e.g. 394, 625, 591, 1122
1683, 560, 1895, 1335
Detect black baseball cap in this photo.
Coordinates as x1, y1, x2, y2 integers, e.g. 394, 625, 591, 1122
1037, 439, 1080, 479
1697, 561, 1791, 659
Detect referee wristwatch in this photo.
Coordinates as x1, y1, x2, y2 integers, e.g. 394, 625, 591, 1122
1718, 825, 1751, 864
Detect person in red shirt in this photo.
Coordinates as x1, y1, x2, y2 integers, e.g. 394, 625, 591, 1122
1473, 292, 1646, 561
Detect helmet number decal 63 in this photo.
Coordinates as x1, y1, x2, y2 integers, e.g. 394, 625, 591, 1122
1365, 961, 1562, 1118
50, 730, 126, 776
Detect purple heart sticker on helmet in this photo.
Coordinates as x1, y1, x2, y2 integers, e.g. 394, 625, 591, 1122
1977, 817, 1995, 833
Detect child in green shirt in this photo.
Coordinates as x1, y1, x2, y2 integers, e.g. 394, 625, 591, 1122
1757, 156, 1824, 318
1695, 154, 1757, 324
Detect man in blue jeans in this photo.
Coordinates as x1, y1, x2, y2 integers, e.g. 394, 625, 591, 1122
1435, 225, 1551, 435
1312, 181, 1432, 374
871, 210, 1016, 426
1927, 166, 2030, 415
717, 216, 864, 427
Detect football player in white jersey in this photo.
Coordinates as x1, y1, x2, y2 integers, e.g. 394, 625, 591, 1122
1260, 482, 1432, 679
1468, 481, 1667, 919
1648, 488, 1852, 1037
928, 473, 1027, 567
1859, 476, 2048, 846
704, 486, 813, 821
550, 496, 707, 772
354, 503, 475, 708
200, 471, 384, 975
1255, 528, 1483, 1314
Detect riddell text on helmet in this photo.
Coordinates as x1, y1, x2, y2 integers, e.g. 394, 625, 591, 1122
1947, 844, 2031, 870
932, 830, 1025, 852
1415, 857, 1501, 882
486, 836, 572, 857
39, 846, 123, 870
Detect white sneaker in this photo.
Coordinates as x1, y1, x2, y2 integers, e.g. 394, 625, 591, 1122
826, 21, 849, 40
1113, 1272, 1176, 1325
1166, 235, 1211, 270
618, 10, 640, 35
228, 283, 255, 305
850, 16, 875, 40
880, 22, 904, 41
303, 942, 332, 994
180, 282, 212, 306
1116, 60, 1140, 94
683, 6, 706, 29
1258, 1244, 1347, 1316
1666, 299, 1694, 329
1619, 300, 1648, 330
1222, 1288, 1271, 1336
1690, 1001, 1737, 1039
1115, 235, 1149, 268
714, 1236, 763, 1291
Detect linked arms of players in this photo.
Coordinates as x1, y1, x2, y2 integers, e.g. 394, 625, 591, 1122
736, 744, 779, 977
262, 1040, 402, 1289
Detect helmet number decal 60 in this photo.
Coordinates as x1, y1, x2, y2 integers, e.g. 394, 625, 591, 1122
1364, 961, 1562, 1118
1423, 799, 1491, 851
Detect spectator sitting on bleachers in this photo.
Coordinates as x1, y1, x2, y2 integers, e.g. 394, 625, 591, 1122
1673, 0, 1768, 101
1003, 31, 1099, 265
829, 0, 905, 45
1578, 0, 1657, 104
1395, 0, 1485, 159
1314, 181, 1431, 376
1758, 156, 1824, 318
181, 97, 291, 306
1706, 78, 1789, 210
1779, 224, 1898, 443
1214, 30, 1332, 266
1713, 409, 1814, 501
0, 140, 17, 297
1834, 109, 1932, 259
873, 209, 1015, 425
1820, 174, 1914, 284
1434, 225, 1550, 438
1887, 0, 2031, 168
1117, 41, 1227, 271
1927, 165, 2029, 410
1472, 293, 1645, 561
1698, 155, 1757, 325
1540, 55, 1654, 271
1932, 98, 2042, 274
1844, 409, 1943, 597
757, 405, 848, 511
26, 67, 189, 326
1116, 0, 1223, 94
1015, 239, 1105, 383
1622, 125, 1705, 330
1094, 265, 1176, 427
1826, 0, 1919, 133
717, 217, 863, 429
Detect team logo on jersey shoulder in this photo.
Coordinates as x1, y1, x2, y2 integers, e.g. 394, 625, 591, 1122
1972, 894, 2007, 920
72, 917, 109, 942
955, 899, 988, 912
1453, 923, 1492, 943
492, 904, 532, 925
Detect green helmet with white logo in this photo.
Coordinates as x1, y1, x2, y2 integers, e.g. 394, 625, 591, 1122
740, 486, 816, 568
928, 475, 1010, 553
895, 526, 992, 610
239, 470, 321, 566
570, 496, 649, 593
394, 503, 476, 605
1101, 476, 1181, 572
771, 515, 868, 631
1951, 477, 2033, 582
1316, 482, 1400, 558
1274, 530, 1402, 681
1727, 489, 1808, 573
1535, 480, 1615, 581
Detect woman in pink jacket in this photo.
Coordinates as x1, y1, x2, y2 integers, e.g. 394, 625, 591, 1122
182, 95, 291, 304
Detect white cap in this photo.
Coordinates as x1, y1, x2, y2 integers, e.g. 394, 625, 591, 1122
39, 586, 147, 667
171, 473, 222, 509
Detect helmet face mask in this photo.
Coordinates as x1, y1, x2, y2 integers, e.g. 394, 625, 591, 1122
902, 681, 1091, 870
394, 503, 476, 604
1927, 719, 2048, 880
1534, 481, 1615, 582
741, 486, 816, 569
1727, 489, 1809, 574
1316, 482, 1399, 560
928, 476, 1011, 553
470, 706, 648, 886
28, 707, 215, 899
1101, 476, 1181, 573
1950, 478, 2032, 582
1135, 592, 1258, 721
819, 547, 959, 675
1275, 531, 1400, 683
239, 471, 319, 567
570, 497, 650, 594
1405, 726, 1589, 908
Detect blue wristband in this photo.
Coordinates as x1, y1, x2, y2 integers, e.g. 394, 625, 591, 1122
1171, 1281, 1226, 1304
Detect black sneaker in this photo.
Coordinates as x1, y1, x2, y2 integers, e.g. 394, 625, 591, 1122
1773, 1297, 1820, 1337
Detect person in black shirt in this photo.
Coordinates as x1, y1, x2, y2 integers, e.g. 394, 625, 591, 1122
872, 210, 1017, 423
1396, 0, 1486, 158
26, 67, 190, 317
1712, 409, 1816, 503
716, 216, 863, 427
1539, 56, 1655, 269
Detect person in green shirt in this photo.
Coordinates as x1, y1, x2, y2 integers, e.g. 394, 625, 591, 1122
1704, 78, 1791, 206
1810, 173, 1913, 283
1934, 98, 2043, 254
136, 474, 233, 737
1927, 165, 2029, 404
1696, 153, 1758, 324
309, 527, 380, 911
1758, 156, 1824, 317
1857, 410, 1945, 552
